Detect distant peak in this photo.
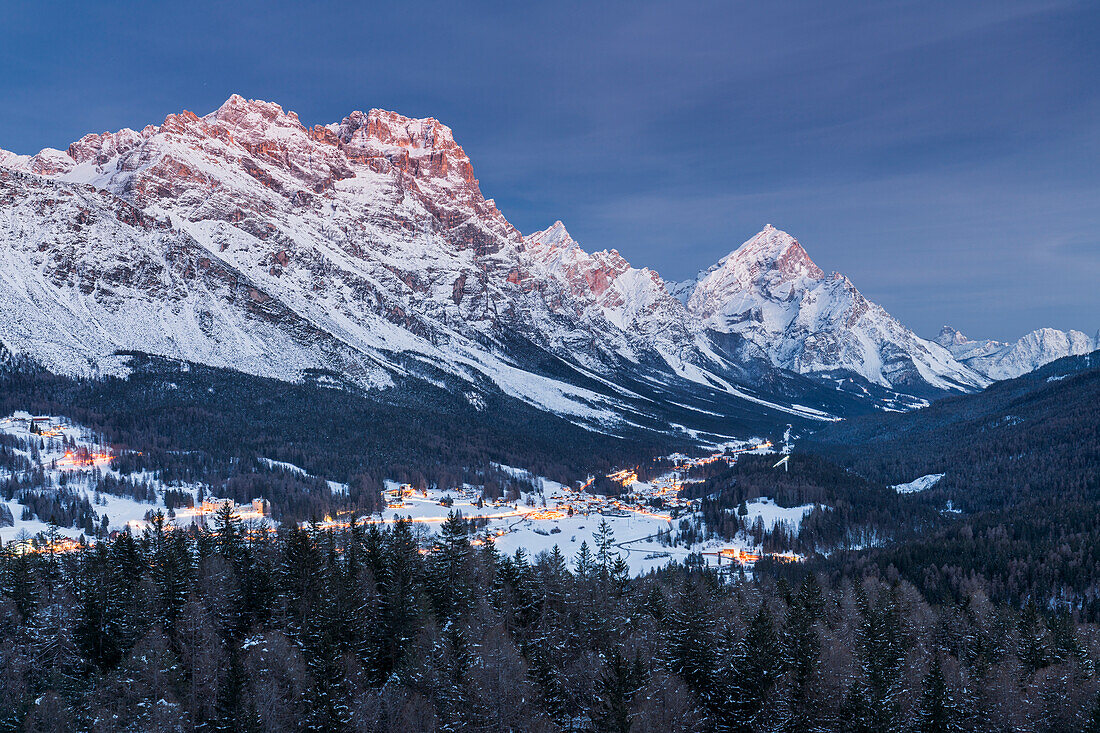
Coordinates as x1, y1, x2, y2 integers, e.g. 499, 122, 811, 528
525, 221, 577, 251
937, 325, 968, 343
206, 94, 297, 130
718, 225, 824, 282
221, 93, 248, 107
335, 108, 457, 152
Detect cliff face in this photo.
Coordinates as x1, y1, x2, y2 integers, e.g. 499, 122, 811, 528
676, 226, 986, 392
5, 94, 1080, 433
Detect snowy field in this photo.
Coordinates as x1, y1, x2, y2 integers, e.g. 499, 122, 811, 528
330, 440, 819, 575
0, 412, 272, 546
891, 473, 945, 494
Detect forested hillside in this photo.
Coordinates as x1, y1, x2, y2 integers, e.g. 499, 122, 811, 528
808, 351, 1099, 503
798, 351, 1100, 618
0, 354, 678, 523
1, 345, 1097, 732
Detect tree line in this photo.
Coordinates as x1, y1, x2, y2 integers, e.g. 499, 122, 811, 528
2, 510, 1100, 732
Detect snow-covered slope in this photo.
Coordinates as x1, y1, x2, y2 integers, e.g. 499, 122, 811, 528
0, 168, 374, 384
0, 98, 684, 424
0, 167, 628, 424
522, 221, 722, 373
0, 97, 820, 430
677, 225, 987, 393
1, 95, 1085, 428
936, 326, 1099, 381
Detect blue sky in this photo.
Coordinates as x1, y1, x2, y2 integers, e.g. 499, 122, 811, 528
2, 0, 1097, 340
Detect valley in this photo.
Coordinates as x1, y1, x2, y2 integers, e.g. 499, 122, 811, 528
2, 408, 811, 575
0, 70, 1095, 733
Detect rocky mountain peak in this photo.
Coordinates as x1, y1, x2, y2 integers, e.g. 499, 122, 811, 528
936, 325, 969, 346
335, 107, 473, 184
685, 226, 825, 322
521, 222, 695, 364
525, 222, 630, 289
677, 226, 986, 391
67, 127, 153, 165
524, 220, 576, 253
718, 225, 825, 284
937, 326, 1098, 381
5, 95, 1083, 409
203, 94, 305, 142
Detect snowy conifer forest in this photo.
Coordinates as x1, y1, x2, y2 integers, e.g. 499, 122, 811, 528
2, 4, 1099, 729
0, 299, 1094, 733
5, 509, 1100, 733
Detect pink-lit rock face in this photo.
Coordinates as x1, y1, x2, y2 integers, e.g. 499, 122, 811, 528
681, 225, 984, 390
28, 148, 76, 176
0, 95, 998, 403
522, 221, 696, 357
339, 109, 473, 183
0, 95, 694, 400
67, 127, 152, 165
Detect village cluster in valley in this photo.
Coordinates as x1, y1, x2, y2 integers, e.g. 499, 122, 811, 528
1, 412, 812, 573
0, 413, 274, 554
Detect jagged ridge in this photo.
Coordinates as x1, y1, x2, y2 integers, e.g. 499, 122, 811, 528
0, 95, 1089, 431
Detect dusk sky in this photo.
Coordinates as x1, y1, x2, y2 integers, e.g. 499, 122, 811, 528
2, 0, 1096, 341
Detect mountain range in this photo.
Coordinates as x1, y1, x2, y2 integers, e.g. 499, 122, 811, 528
934, 325, 1098, 382
0, 95, 1091, 437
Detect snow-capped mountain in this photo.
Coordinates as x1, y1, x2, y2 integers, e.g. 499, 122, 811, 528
0, 96, 851, 434
522, 221, 707, 369
0, 95, 1086, 433
675, 225, 987, 394
935, 326, 1099, 382
0, 168, 398, 388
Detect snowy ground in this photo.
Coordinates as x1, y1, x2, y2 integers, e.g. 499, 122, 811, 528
329, 439, 819, 575
740, 497, 818, 531
891, 473, 945, 494
3, 412, 816, 574
0, 412, 272, 546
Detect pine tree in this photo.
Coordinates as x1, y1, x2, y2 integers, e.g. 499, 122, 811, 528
214, 500, 244, 562
594, 646, 646, 733
280, 526, 321, 641
427, 512, 474, 622
665, 579, 714, 704
27, 595, 83, 696
73, 543, 116, 671
853, 585, 907, 733
732, 603, 781, 731
241, 528, 277, 630
1017, 603, 1053, 673
575, 541, 595, 579
526, 633, 571, 727
778, 576, 825, 732
913, 654, 962, 733
213, 647, 247, 732
708, 624, 745, 733
609, 555, 631, 600
147, 511, 191, 635
3, 549, 38, 623
539, 544, 570, 622
302, 623, 353, 733
595, 519, 616, 581
379, 518, 423, 676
